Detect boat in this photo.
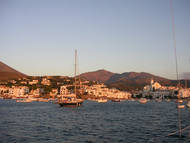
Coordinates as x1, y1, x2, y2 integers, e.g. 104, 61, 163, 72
37, 98, 49, 102
58, 50, 84, 107
58, 96, 83, 107
155, 98, 162, 102
130, 98, 135, 101
111, 99, 121, 102
186, 101, 190, 108
16, 99, 32, 103
177, 105, 185, 109
139, 98, 148, 104
176, 99, 183, 103
166, 99, 171, 102
97, 98, 108, 103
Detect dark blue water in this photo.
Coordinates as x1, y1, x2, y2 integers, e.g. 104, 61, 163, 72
0, 99, 190, 143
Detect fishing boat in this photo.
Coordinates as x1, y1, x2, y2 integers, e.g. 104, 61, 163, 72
58, 50, 84, 107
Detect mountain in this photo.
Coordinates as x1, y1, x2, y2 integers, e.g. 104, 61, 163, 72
106, 72, 172, 91
79, 69, 114, 83
106, 72, 171, 84
0, 61, 27, 80
79, 70, 175, 91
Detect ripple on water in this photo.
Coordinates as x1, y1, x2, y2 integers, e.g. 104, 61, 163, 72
1, 100, 190, 143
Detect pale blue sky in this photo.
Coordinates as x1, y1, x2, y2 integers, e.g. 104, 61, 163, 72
0, 0, 190, 79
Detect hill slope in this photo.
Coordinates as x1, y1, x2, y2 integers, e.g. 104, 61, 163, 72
106, 72, 172, 91
0, 61, 27, 80
79, 69, 114, 83
80, 70, 174, 91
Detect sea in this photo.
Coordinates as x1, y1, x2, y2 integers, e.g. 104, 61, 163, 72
0, 99, 190, 143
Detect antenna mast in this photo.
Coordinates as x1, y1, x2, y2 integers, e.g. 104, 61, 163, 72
75, 49, 77, 95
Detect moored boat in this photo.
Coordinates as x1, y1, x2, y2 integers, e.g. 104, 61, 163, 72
111, 99, 121, 102
58, 97, 83, 107
58, 50, 84, 107
16, 99, 32, 103
139, 98, 148, 104
186, 101, 190, 108
177, 105, 185, 109
97, 98, 108, 103
176, 99, 183, 103
37, 98, 49, 102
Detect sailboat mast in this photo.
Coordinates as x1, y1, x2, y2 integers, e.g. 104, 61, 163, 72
74, 50, 77, 95
170, 0, 181, 138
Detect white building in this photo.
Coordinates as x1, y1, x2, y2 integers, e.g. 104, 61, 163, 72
41, 78, 51, 86
60, 86, 69, 95
179, 89, 190, 98
0, 86, 9, 94
29, 80, 38, 85
9, 86, 29, 97
30, 88, 44, 96
144, 79, 161, 92
85, 84, 131, 99
50, 88, 58, 96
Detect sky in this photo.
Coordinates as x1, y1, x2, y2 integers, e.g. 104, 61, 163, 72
0, 0, 190, 79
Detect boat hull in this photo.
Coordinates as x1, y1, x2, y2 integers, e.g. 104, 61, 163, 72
59, 101, 83, 107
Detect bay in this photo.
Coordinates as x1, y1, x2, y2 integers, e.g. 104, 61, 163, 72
0, 99, 190, 143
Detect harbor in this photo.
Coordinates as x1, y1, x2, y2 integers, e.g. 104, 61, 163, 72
1, 99, 190, 143
0, 0, 190, 142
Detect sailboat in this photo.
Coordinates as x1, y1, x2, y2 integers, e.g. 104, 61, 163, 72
58, 50, 84, 107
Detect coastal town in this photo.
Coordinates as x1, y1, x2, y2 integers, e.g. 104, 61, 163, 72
0, 76, 190, 104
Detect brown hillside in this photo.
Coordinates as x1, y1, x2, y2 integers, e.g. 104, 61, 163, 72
79, 70, 176, 92
79, 69, 114, 83
0, 61, 27, 80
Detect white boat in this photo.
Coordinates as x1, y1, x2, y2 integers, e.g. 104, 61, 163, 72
97, 99, 108, 103
177, 105, 185, 109
176, 99, 183, 103
139, 98, 148, 104
166, 99, 171, 102
16, 99, 32, 103
28, 97, 38, 101
186, 101, 190, 108
37, 98, 49, 102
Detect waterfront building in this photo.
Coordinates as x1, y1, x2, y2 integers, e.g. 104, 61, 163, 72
30, 88, 44, 97
20, 81, 27, 85
144, 79, 161, 92
60, 86, 69, 95
9, 86, 29, 97
179, 88, 190, 98
0, 86, 9, 94
10, 80, 16, 84
41, 78, 51, 86
29, 80, 39, 85
85, 84, 131, 99
50, 88, 58, 96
